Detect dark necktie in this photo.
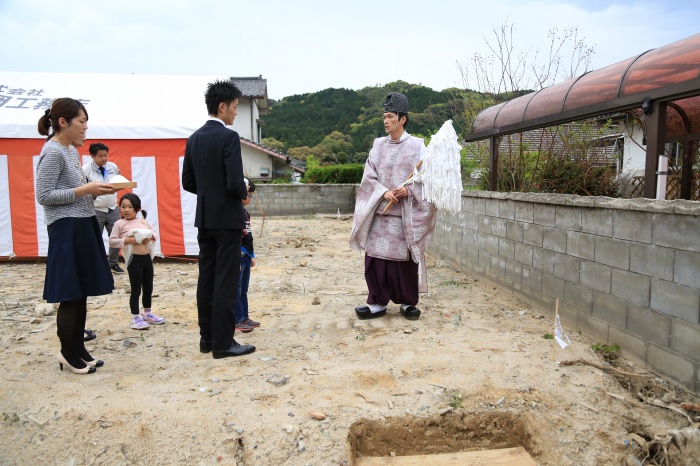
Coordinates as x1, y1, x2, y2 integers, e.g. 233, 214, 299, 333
99, 166, 106, 180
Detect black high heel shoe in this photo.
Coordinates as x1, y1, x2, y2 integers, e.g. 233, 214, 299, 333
82, 358, 104, 368
56, 352, 96, 374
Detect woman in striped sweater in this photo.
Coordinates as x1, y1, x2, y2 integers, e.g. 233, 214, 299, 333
35, 98, 116, 375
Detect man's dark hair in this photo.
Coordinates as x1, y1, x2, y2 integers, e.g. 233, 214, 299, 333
89, 142, 109, 155
205, 80, 243, 116
398, 112, 409, 130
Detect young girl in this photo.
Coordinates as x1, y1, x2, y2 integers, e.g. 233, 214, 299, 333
109, 193, 165, 330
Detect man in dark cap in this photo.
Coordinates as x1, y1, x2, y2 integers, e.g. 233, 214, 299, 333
350, 92, 437, 321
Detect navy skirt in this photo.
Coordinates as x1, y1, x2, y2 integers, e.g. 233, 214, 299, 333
43, 216, 115, 303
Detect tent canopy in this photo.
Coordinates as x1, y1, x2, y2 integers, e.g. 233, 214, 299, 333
0, 72, 241, 140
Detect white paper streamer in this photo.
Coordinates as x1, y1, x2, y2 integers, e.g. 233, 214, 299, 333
420, 120, 463, 213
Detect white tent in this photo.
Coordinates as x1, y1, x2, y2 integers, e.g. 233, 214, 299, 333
0, 71, 247, 258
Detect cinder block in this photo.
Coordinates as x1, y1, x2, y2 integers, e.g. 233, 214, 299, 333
533, 247, 555, 274
611, 269, 650, 307
580, 260, 612, 293
595, 236, 630, 270
653, 213, 700, 253
500, 199, 516, 220
491, 217, 507, 237
592, 290, 627, 328
478, 215, 492, 234
505, 259, 522, 283
564, 281, 593, 313
522, 265, 542, 292
581, 207, 613, 236
491, 255, 506, 276
554, 252, 580, 284
566, 231, 596, 260
499, 238, 515, 259
608, 326, 648, 367
473, 197, 486, 214
522, 223, 544, 247
484, 198, 500, 217
554, 206, 582, 231
650, 278, 700, 324
515, 242, 533, 267
576, 312, 610, 343
630, 244, 674, 281
506, 220, 523, 242
533, 204, 555, 226
614, 210, 653, 243
670, 318, 700, 362
674, 250, 700, 289
626, 304, 670, 347
543, 228, 567, 253
515, 202, 535, 223
542, 272, 566, 299
647, 343, 697, 394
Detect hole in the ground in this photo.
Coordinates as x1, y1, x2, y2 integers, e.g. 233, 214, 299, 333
348, 411, 540, 463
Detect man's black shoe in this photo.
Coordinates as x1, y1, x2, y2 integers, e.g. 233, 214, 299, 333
83, 329, 96, 342
110, 264, 125, 274
212, 340, 256, 359
400, 306, 421, 321
355, 305, 386, 320
199, 339, 211, 353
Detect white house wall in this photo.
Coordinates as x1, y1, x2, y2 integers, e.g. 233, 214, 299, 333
241, 145, 273, 180
620, 120, 647, 174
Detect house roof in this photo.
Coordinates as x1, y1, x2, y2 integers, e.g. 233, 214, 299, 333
231, 76, 269, 115
467, 33, 700, 142
240, 136, 305, 173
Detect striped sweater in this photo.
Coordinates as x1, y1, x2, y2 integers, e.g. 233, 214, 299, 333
35, 140, 95, 225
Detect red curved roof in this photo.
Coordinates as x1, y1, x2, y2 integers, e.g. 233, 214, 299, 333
467, 33, 700, 141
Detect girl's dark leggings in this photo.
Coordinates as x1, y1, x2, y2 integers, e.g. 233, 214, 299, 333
127, 254, 153, 315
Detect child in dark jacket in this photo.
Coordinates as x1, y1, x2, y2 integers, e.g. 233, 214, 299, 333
234, 179, 260, 333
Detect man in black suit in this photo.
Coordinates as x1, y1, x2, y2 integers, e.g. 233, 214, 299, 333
182, 80, 255, 359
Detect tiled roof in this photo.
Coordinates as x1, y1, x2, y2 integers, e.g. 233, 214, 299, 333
230, 76, 267, 98
240, 137, 306, 173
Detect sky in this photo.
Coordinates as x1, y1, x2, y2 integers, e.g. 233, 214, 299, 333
1, 0, 698, 100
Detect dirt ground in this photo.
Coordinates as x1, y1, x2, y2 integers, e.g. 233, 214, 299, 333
1, 215, 698, 466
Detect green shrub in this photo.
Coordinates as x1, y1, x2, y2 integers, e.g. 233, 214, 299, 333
302, 164, 364, 184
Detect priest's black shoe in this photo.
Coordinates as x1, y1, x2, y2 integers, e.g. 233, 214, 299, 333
400, 305, 421, 320
199, 339, 211, 353
212, 340, 256, 359
355, 305, 386, 320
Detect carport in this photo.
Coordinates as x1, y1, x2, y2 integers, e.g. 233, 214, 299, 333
466, 33, 700, 200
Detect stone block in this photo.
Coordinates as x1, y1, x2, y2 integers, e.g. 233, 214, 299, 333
626, 305, 670, 347
647, 344, 697, 394
581, 207, 613, 236
498, 238, 515, 260
614, 210, 653, 243
629, 244, 674, 281
670, 319, 700, 362
515, 242, 533, 267
522, 222, 544, 247
594, 236, 630, 270
650, 278, 700, 324
592, 290, 627, 328
566, 231, 595, 260
554, 206, 582, 231
674, 250, 700, 289
554, 252, 580, 284
608, 326, 647, 367
653, 213, 700, 253
533, 247, 555, 274
611, 269, 650, 307
543, 228, 567, 253
580, 260, 612, 293
533, 204, 555, 226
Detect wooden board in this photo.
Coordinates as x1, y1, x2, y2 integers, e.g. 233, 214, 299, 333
110, 181, 137, 189
355, 446, 536, 466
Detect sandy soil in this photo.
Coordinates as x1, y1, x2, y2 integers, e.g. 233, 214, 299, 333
1, 215, 698, 465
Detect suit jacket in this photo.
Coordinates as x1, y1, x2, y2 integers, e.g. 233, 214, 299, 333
182, 120, 248, 230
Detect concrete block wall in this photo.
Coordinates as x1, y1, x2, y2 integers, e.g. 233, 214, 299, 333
250, 184, 357, 217
428, 191, 700, 395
